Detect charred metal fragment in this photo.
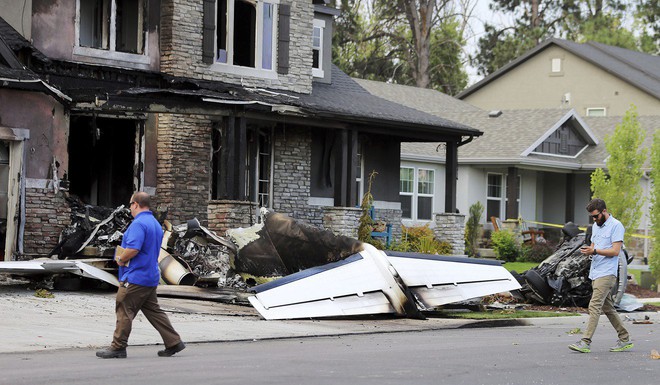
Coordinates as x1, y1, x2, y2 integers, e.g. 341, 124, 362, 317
227, 210, 363, 281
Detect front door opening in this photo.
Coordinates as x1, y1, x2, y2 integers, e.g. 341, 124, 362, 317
68, 116, 141, 207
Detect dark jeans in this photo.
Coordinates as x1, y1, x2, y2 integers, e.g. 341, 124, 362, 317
111, 283, 181, 350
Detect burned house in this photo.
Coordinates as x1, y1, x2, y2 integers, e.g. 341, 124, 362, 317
0, 0, 481, 262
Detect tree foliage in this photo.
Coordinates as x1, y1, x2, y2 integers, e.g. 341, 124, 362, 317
473, 0, 654, 76
649, 129, 660, 280
332, 0, 470, 95
589, 106, 647, 244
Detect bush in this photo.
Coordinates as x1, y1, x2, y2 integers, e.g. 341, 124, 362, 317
520, 242, 554, 263
490, 230, 520, 262
400, 224, 452, 254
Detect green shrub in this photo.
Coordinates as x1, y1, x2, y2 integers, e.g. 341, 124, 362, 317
490, 230, 520, 262
400, 224, 452, 254
520, 242, 554, 263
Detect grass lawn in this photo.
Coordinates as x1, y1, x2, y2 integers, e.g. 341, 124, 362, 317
503, 261, 538, 273
439, 310, 579, 319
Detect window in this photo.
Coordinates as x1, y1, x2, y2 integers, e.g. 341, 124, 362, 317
312, 19, 325, 78
486, 173, 503, 221
355, 144, 363, 205
551, 58, 561, 73
400, 167, 414, 219
586, 108, 606, 117
255, 128, 273, 208
399, 167, 434, 221
77, 0, 146, 55
215, 0, 278, 72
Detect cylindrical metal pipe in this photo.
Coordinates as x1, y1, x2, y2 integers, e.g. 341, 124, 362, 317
158, 249, 196, 285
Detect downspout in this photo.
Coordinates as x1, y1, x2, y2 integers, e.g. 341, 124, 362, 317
642, 171, 650, 263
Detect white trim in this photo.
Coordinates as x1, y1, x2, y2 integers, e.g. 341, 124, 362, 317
529, 144, 589, 159
551, 57, 562, 72
73, 46, 151, 64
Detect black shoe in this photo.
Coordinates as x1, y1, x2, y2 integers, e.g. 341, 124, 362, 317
96, 347, 127, 359
158, 341, 186, 357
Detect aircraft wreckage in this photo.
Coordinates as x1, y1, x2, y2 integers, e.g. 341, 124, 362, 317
510, 222, 640, 311
0, 201, 523, 319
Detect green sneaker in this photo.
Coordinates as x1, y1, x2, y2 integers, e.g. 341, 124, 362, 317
609, 340, 633, 352
568, 340, 591, 353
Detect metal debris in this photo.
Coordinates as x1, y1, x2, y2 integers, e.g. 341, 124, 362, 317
512, 222, 636, 309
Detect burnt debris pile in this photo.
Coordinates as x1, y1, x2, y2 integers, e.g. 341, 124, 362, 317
511, 222, 632, 308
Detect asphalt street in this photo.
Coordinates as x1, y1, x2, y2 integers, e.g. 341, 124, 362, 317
0, 321, 657, 385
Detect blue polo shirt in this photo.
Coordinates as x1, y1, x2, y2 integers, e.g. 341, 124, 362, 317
118, 211, 163, 287
589, 215, 624, 280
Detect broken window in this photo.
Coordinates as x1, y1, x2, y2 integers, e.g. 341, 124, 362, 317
78, 0, 146, 54
211, 121, 273, 207
215, 0, 277, 70
312, 19, 324, 77
68, 116, 144, 207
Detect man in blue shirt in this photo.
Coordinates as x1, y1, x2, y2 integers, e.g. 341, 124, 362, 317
568, 198, 632, 353
96, 192, 185, 358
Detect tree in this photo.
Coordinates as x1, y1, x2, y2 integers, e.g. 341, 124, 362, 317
634, 0, 660, 54
332, 0, 472, 94
649, 129, 660, 281
464, 201, 484, 257
473, 0, 648, 76
590, 106, 647, 244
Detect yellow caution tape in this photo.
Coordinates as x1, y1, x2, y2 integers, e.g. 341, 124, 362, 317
518, 219, 654, 240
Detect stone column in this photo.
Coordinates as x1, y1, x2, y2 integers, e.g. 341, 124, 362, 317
434, 213, 466, 255
322, 207, 362, 239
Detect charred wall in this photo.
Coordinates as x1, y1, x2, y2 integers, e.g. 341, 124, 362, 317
22, 189, 71, 257
157, 113, 212, 225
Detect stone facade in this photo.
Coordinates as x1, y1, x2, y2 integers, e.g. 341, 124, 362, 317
371, 207, 403, 240
22, 189, 71, 258
207, 200, 260, 236
272, 125, 322, 226
434, 213, 466, 255
322, 207, 361, 238
160, 0, 313, 94
156, 113, 212, 225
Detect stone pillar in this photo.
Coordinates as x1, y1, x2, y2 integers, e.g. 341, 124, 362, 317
22, 189, 71, 258
322, 207, 361, 239
434, 213, 466, 256
207, 200, 259, 236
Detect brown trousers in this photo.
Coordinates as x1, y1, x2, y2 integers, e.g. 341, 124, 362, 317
583, 275, 630, 343
111, 283, 181, 350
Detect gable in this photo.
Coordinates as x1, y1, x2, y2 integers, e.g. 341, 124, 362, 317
531, 124, 587, 156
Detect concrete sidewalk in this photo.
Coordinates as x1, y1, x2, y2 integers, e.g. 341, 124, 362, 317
2, 285, 658, 354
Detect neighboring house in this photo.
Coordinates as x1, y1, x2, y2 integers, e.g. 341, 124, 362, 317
0, 1, 480, 260
357, 79, 658, 259
457, 38, 660, 117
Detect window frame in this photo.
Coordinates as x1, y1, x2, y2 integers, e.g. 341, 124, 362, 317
551, 57, 562, 73
586, 107, 607, 117
312, 18, 325, 78
210, 0, 279, 79
74, 0, 150, 64
399, 166, 434, 222
486, 173, 504, 222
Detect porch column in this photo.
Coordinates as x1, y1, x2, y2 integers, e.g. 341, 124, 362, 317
444, 140, 458, 213
333, 129, 357, 207
215, 116, 247, 201
565, 173, 575, 223
506, 166, 518, 219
